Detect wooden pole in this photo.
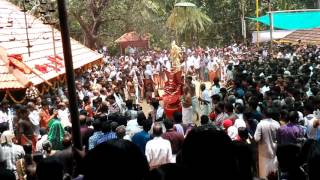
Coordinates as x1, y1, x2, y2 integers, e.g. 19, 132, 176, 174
51, 26, 58, 73
256, 0, 259, 47
56, 0, 82, 151
22, 0, 31, 57
268, 2, 273, 60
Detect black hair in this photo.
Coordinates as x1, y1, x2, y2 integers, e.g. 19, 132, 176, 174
83, 96, 90, 103
304, 102, 314, 113
0, 169, 15, 180
64, 126, 72, 134
235, 103, 244, 114
79, 110, 88, 116
151, 98, 160, 109
211, 94, 221, 102
181, 126, 239, 179
36, 157, 63, 180
83, 140, 149, 180
137, 112, 147, 126
41, 100, 49, 107
153, 123, 163, 137
215, 102, 225, 114
213, 77, 220, 85
101, 121, 111, 133
163, 119, 174, 130
111, 121, 119, 132
23, 144, 33, 155
92, 119, 101, 131
39, 127, 47, 136
288, 111, 299, 123
280, 109, 289, 122
107, 95, 115, 101
145, 163, 187, 180
173, 111, 182, 123
200, 115, 209, 125
142, 118, 153, 132
224, 103, 234, 113
307, 141, 320, 180
200, 84, 206, 91
238, 127, 249, 140
126, 99, 133, 110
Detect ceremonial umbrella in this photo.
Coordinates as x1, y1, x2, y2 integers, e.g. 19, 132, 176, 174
174, 2, 196, 7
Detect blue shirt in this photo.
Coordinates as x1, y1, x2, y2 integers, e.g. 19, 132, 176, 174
132, 131, 151, 153
88, 131, 104, 150
97, 132, 117, 145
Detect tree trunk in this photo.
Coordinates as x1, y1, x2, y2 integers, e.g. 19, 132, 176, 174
84, 33, 96, 50
70, 0, 109, 50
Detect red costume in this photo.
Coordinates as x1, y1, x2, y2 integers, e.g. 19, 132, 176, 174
162, 70, 183, 119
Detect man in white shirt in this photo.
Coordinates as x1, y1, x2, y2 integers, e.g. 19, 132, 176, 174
57, 102, 71, 128
194, 54, 201, 80
113, 87, 126, 114
36, 128, 48, 152
254, 108, 280, 179
198, 84, 211, 116
234, 104, 246, 129
145, 123, 173, 168
27, 102, 40, 136
0, 100, 13, 132
0, 131, 25, 177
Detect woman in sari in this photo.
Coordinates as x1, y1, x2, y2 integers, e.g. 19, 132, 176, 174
47, 110, 64, 150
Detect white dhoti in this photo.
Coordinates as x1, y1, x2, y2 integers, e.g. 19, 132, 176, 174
182, 106, 193, 125
258, 154, 278, 179
191, 96, 199, 124
200, 104, 211, 117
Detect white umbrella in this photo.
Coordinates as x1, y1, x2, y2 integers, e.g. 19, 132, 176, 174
174, 2, 196, 7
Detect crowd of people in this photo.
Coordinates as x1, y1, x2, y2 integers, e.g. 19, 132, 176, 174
1, 42, 320, 180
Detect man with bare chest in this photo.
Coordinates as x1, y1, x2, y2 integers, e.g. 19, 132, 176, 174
185, 77, 199, 124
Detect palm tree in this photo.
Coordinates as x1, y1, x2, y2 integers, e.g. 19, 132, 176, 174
166, 2, 212, 46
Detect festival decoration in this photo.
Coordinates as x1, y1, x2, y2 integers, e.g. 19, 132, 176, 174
34, 55, 64, 73
170, 41, 182, 71
47, 55, 64, 67
25, 84, 40, 100
35, 64, 48, 73
162, 70, 183, 119
8, 54, 32, 74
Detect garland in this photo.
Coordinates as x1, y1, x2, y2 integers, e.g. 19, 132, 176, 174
39, 84, 46, 96
1, 92, 8, 103
6, 90, 26, 104
59, 76, 66, 84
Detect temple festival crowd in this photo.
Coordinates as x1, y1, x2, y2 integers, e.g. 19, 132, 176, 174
1, 43, 320, 180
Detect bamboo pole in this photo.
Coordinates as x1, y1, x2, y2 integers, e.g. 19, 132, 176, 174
56, 0, 82, 151
256, 0, 260, 47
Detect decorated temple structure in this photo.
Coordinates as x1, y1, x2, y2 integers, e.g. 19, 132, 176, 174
0, 0, 103, 103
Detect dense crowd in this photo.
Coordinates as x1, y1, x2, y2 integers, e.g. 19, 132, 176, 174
1, 43, 320, 180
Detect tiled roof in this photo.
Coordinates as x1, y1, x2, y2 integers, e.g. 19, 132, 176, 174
115, 31, 148, 43
0, 0, 103, 90
281, 28, 320, 44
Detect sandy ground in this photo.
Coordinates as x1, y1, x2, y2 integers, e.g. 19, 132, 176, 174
139, 81, 212, 115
